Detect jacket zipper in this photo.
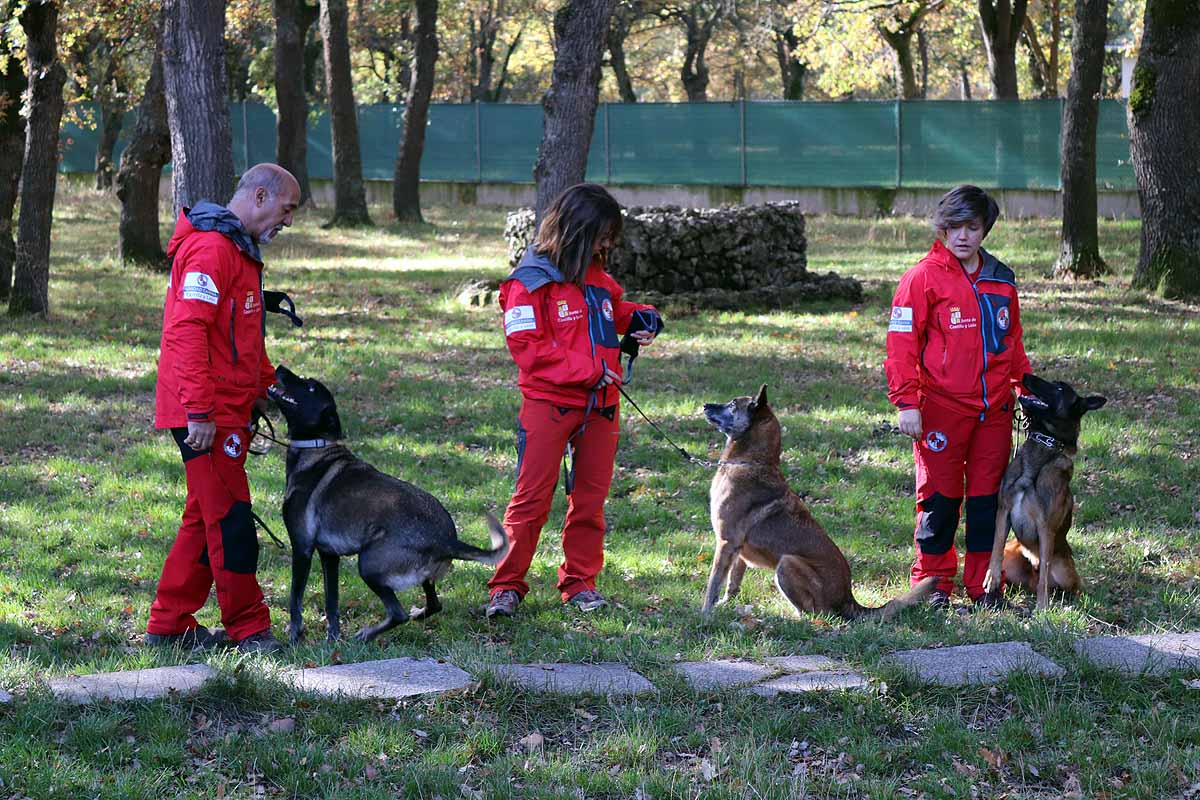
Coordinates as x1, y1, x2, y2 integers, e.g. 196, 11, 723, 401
962, 264, 988, 418
229, 300, 238, 365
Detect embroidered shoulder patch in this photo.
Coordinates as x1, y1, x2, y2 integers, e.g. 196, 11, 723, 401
504, 304, 537, 335
181, 272, 220, 305
888, 306, 913, 333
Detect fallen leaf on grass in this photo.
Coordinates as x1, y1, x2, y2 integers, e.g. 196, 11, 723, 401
364, 765, 378, 780
700, 758, 716, 781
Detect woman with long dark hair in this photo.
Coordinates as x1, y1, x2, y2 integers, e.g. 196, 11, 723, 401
486, 184, 663, 618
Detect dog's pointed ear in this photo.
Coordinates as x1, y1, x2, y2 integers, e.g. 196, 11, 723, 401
754, 384, 768, 409
1084, 395, 1107, 411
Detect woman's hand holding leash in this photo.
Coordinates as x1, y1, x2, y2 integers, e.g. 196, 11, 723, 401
898, 408, 923, 439
594, 365, 622, 387
631, 330, 656, 346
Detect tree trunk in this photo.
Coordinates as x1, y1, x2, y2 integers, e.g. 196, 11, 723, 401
680, 8, 717, 102
0, 0, 27, 304
162, 0, 234, 217
880, 27, 920, 99
978, 0, 1028, 99
608, 3, 638, 102
9, 0, 65, 317
320, 0, 372, 226
94, 59, 125, 192
472, 6, 499, 102
774, 27, 806, 100
393, 0, 438, 223
533, 0, 616, 218
275, 0, 318, 206
918, 28, 929, 98
1128, 0, 1200, 299
959, 61, 972, 99
117, 50, 172, 269
1055, 0, 1108, 279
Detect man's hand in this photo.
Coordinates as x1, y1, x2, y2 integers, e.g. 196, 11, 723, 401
898, 408, 923, 439
594, 365, 622, 387
185, 420, 216, 452
631, 330, 656, 347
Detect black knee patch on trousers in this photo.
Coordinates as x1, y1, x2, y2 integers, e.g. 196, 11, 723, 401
965, 494, 999, 552
220, 501, 259, 574
916, 493, 960, 555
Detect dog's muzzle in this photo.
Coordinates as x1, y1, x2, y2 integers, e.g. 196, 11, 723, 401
267, 383, 298, 407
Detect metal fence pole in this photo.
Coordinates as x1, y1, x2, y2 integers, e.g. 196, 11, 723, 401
739, 97, 747, 186
604, 102, 611, 184
895, 98, 902, 189
475, 101, 482, 183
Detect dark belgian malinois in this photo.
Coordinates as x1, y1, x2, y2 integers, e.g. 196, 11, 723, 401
268, 366, 509, 643
983, 373, 1106, 609
702, 385, 938, 621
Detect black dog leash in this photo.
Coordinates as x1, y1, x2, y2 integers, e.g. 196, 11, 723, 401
615, 383, 713, 468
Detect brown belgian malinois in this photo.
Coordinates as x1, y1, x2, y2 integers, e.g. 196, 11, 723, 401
983, 373, 1106, 609
702, 385, 938, 621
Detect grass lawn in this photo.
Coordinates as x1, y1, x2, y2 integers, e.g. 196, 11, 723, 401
1, 187, 1198, 799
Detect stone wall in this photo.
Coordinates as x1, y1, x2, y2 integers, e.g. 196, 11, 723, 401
504, 202, 861, 304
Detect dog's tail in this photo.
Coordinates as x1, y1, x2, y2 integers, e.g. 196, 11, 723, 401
450, 512, 510, 567
843, 577, 940, 622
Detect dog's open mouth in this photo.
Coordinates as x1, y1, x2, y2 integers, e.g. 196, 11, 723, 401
1020, 394, 1049, 409
268, 383, 298, 406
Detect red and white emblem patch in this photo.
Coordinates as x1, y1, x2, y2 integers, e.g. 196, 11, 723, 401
925, 430, 948, 452
601, 298, 614, 322
223, 432, 244, 458
996, 306, 1010, 331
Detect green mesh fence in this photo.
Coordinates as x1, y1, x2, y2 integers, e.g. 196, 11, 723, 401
60, 99, 1138, 192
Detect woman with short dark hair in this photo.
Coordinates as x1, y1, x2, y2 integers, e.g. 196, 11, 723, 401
486, 184, 663, 618
884, 185, 1031, 606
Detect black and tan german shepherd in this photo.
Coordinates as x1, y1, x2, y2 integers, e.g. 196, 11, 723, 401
268, 365, 508, 643
702, 385, 937, 621
983, 373, 1106, 609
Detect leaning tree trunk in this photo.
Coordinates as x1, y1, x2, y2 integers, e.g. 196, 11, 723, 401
162, 0, 234, 217
274, 0, 318, 206
9, 0, 66, 317
320, 0, 372, 226
881, 28, 920, 99
117, 50, 172, 268
1128, 0, 1200, 299
532, 0, 616, 218
1054, 0, 1108, 279
0, 0, 27, 304
774, 28, 806, 100
94, 95, 125, 191
608, 6, 638, 102
393, 0, 438, 223
680, 12, 714, 102
978, 0, 1028, 99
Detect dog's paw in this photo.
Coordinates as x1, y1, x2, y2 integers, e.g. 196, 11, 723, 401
287, 626, 305, 645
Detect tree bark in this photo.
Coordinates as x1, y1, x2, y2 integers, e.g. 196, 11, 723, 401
0, 0, 27, 304
773, 26, 806, 100
393, 0, 438, 223
94, 55, 125, 192
978, 0, 1028, 99
275, 0, 319, 206
320, 0, 372, 226
879, 2, 942, 100
1128, 0, 1200, 299
678, 2, 725, 102
9, 0, 65, 316
117, 49, 172, 269
1054, 0, 1108, 279
608, 1, 639, 102
533, 0, 616, 218
162, 0, 234, 217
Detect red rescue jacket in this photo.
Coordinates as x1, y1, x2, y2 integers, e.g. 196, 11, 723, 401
500, 248, 658, 409
155, 204, 276, 429
885, 240, 1030, 417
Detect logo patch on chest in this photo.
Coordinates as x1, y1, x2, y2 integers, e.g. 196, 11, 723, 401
601, 298, 614, 322
947, 305, 977, 330
243, 291, 262, 314
555, 299, 584, 323
996, 306, 1010, 330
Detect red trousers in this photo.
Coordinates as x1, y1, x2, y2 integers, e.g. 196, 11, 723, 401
147, 427, 271, 641
489, 397, 620, 601
910, 398, 1012, 599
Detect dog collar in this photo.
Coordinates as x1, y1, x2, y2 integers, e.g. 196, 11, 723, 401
290, 438, 332, 449
1029, 432, 1061, 450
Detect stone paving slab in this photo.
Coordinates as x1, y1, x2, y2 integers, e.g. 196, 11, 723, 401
750, 670, 870, 696
674, 660, 775, 690
285, 658, 472, 699
48, 664, 216, 705
1075, 632, 1200, 676
764, 655, 844, 673
490, 663, 654, 696
888, 641, 1064, 686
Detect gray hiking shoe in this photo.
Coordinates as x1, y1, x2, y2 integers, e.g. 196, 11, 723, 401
144, 627, 228, 651
566, 589, 609, 612
486, 590, 521, 619
236, 629, 283, 654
